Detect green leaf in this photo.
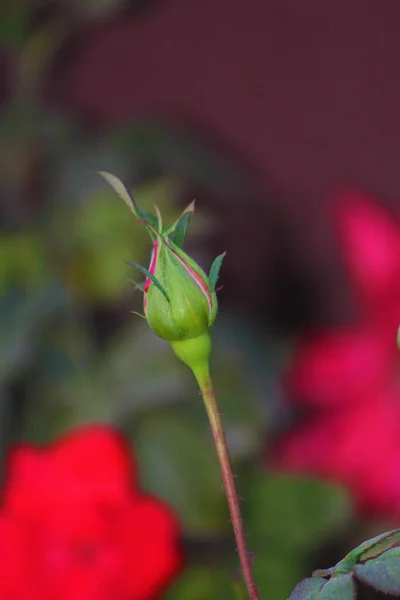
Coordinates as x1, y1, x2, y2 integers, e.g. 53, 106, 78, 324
246, 474, 350, 554
253, 552, 305, 600
287, 577, 326, 600
358, 529, 400, 562
125, 260, 169, 302
208, 252, 226, 292
317, 575, 355, 600
135, 412, 228, 533
139, 209, 160, 230
354, 550, 400, 595
98, 171, 158, 229
98, 171, 138, 215
288, 575, 355, 600
132, 280, 145, 292
334, 528, 400, 574
168, 202, 195, 248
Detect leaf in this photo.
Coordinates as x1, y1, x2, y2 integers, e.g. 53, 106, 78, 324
252, 552, 305, 600
316, 574, 355, 600
354, 550, 400, 595
168, 201, 195, 248
358, 529, 400, 562
125, 260, 169, 302
208, 252, 226, 292
246, 474, 350, 554
98, 170, 158, 229
288, 574, 355, 600
287, 577, 326, 600
334, 528, 400, 574
132, 280, 145, 292
97, 171, 138, 216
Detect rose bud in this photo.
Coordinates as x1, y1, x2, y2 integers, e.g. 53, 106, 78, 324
98, 172, 225, 351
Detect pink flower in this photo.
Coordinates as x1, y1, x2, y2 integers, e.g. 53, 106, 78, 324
270, 388, 400, 516
334, 188, 400, 324
270, 187, 400, 518
285, 326, 395, 408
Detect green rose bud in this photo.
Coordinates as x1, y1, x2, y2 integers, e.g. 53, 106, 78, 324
143, 236, 219, 341
99, 172, 225, 345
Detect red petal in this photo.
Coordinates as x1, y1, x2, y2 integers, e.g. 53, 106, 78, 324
0, 515, 45, 599
5, 426, 136, 514
122, 495, 184, 599
270, 393, 400, 515
285, 327, 395, 408
334, 188, 400, 313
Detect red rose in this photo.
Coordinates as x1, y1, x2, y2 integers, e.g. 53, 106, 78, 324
270, 187, 400, 518
0, 426, 183, 600
270, 391, 400, 516
285, 327, 395, 408
334, 188, 400, 323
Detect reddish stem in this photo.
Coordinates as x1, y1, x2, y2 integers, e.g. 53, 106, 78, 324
193, 366, 260, 600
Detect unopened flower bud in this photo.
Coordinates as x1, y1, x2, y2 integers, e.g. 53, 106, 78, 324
99, 172, 225, 344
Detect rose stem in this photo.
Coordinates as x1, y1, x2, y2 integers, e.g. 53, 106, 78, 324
192, 362, 260, 600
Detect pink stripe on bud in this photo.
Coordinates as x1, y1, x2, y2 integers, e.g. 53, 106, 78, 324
144, 240, 159, 293
167, 243, 213, 314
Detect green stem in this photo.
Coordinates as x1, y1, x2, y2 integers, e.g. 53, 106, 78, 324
192, 361, 260, 600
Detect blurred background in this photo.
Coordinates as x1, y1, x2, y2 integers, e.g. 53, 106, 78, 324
1, 1, 400, 598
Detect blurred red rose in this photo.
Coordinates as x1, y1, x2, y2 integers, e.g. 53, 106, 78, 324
285, 326, 395, 409
334, 188, 400, 325
0, 426, 183, 600
270, 188, 400, 518
271, 388, 400, 515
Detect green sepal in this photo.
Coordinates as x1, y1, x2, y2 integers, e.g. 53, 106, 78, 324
131, 280, 145, 293
98, 171, 158, 233
169, 212, 191, 248
139, 211, 159, 231
165, 201, 195, 248
209, 252, 226, 292
125, 261, 169, 302
154, 205, 163, 234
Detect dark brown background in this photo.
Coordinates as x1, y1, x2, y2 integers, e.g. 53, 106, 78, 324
47, 0, 400, 208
